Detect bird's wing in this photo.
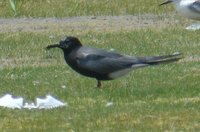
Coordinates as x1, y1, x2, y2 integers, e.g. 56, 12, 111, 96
78, 46, 124, 58
189, 1, 200, 13
76, 48, 181, 75
76, 53, 140, 74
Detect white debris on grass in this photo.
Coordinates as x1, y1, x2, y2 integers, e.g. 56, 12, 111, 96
0, 94, 66, 110
0, 94, 23, 109
49, 35, 55, 39
32, 81, 40, 86
61, 85, 67, 89
106, 102, 113, 107
109, 48, 115, 51
23, 102, 37, 109
36, 95, 66, 109
186, 23, 200, 31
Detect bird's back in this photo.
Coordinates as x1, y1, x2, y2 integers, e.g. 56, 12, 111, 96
64, 46, 137, 80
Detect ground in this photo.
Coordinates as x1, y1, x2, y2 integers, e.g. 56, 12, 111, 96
0, 14, 178, 33
0, 12, 200, 131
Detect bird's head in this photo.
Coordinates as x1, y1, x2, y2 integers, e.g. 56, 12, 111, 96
159, 0, 177, 6
46, 36, 82, 50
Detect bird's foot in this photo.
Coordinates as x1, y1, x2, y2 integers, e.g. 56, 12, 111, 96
97, 80, 102, 88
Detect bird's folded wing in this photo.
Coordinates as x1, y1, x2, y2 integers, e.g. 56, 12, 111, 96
77, 54, 139, 74
189, 1, 200, 13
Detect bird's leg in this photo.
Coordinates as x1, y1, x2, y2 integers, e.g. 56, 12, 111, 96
97, 80, 102, 88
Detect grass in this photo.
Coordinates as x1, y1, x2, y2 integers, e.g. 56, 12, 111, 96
0, 0, 200, 131
0, 0, 174, 17
0, 28, 200, 131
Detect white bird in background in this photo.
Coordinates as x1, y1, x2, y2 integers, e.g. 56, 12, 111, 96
160, 0, 200, 30
160, 0, 200, 20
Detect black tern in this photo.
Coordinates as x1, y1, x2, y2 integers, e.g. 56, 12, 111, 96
46, 36, 182, 88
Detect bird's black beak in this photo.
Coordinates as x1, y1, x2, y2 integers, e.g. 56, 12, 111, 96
159, 0, 172, 6
45, 44, 60, 50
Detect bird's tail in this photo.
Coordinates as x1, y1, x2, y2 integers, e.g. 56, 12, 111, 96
139, 52, 182, 65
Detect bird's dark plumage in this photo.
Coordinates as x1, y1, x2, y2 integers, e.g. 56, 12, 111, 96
46, 36, 182, 88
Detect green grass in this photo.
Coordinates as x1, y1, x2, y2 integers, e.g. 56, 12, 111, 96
0, 0, 174, 17
0, 0, 200, 131
0, 28, 200, 131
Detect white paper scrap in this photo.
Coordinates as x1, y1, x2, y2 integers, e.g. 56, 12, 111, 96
0, 94, 23, 109
36, 95, 66, 109
0, 94, 66, 110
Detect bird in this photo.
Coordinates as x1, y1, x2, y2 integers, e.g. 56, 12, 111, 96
46, 36, 182, 88
160, 0, 200, 20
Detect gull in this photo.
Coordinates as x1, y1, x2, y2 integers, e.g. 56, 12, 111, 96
160, 0, 200, 20
160, 0, 200, 30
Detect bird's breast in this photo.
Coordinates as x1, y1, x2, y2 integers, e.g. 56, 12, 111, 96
177, 1, 200, 20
